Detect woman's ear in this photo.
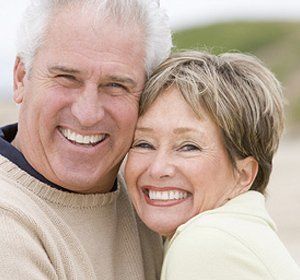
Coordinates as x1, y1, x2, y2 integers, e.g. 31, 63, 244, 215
13, 57, 26, 104
230, 157, 258, 199
233, 156, 258, 196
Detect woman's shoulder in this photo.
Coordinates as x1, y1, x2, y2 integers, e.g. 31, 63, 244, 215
172, 191, 278, 251
163, 225, 276, 280
163, 203, 300, 280
168, 224, 259, 261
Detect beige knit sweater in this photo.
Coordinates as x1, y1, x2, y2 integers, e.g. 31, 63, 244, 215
0, 155, 163, 280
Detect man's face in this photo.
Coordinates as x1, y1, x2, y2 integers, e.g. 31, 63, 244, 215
13, 8, 146, 193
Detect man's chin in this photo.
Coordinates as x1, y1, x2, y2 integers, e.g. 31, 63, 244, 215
52, 167, 116, 194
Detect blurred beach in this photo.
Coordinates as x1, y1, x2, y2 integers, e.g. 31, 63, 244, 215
0, 99, 18, 126
267, 135, 300, 264
0, 98, 299, 264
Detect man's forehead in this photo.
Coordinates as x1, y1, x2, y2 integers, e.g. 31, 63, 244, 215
43, 16, 146, 66
47, 4, 142, 39
35, 6, 147, 87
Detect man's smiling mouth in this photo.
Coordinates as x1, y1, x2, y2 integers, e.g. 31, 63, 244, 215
59, 127, 108, 146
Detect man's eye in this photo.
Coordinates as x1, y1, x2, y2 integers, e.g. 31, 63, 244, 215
105, 83, 127, 90
56, 74, 77, 81
109, 83, 124, 88
101, 83, 128, 96
54, 74, 80, 87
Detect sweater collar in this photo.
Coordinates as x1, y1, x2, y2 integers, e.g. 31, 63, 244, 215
0, 154, 121, 208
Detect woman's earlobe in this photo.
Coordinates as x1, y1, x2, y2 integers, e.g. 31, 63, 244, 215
13, 57, 26, 104
236, 156, 259, 193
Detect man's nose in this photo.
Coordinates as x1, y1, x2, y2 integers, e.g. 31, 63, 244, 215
148, 151, 176, 179
71, 84, 105, 127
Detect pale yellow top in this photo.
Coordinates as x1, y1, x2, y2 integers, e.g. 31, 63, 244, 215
161, 191, 300, 280
0, 155, 163, 280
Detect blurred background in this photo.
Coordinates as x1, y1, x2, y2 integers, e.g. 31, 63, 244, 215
0, 0, 299, 264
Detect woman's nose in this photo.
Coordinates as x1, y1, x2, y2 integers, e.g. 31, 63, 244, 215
148, 151, 176, 179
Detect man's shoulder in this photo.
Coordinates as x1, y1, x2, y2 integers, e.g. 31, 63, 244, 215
0, 175, 41, 223
0, 157, 50, 222
0, 169, 96, 280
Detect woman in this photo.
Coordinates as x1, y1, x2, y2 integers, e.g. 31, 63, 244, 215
125, 51, 300, 279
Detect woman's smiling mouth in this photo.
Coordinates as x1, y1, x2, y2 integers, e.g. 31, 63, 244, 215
142, 186, 190, 207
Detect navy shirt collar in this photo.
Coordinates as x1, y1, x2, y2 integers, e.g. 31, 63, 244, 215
0, 123, 118, 192
0, 123, 71, 191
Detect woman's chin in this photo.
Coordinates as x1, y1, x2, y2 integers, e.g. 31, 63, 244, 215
141, 213, 184, 237
136, 199, 194, 236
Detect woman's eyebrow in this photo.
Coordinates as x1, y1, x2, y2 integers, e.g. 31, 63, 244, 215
173, 127, 193, 134
136, 127, 203, 133
173, 127, 204, 135
135, 126, 153, 132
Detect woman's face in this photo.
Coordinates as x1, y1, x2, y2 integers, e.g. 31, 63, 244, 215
125, 87, 242, 237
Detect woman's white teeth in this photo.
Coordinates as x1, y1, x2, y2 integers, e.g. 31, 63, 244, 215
148, 190, 188, 201
60, 128, 106, 145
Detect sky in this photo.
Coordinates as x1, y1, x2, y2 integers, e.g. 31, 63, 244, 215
1, 0, 300, 98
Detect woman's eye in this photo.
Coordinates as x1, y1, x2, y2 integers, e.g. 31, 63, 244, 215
132, 141, 154, 150
179, 144, 200, 152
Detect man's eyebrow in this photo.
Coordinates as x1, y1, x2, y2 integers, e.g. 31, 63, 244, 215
47, 68, 138, 87
48, 65, 81, 75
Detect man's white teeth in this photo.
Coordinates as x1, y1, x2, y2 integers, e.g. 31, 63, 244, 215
60, 128, 106, 145
148, 190, 188, 201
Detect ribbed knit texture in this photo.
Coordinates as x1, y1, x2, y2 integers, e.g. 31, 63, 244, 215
0, 155, 163, 280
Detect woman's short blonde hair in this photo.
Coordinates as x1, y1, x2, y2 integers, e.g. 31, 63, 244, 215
140, 51, 284, 193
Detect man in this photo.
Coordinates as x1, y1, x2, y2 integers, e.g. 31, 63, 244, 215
0, 0, 172, 279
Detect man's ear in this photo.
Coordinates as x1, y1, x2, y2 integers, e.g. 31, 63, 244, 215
13, 57, 26, 104
232, 156, 258, 197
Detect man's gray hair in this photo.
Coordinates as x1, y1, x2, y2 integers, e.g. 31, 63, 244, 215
16, 0, 173, 76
